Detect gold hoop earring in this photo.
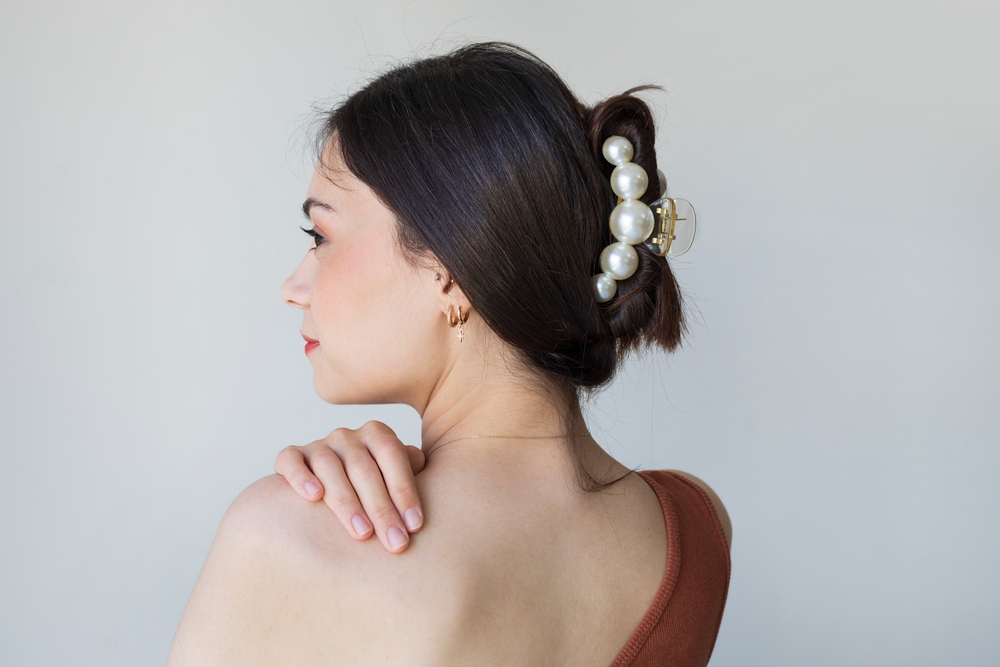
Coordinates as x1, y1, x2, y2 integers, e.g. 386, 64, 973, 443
446, 305, 469, 342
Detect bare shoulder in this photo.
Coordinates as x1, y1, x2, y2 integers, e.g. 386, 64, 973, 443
664, 470, 733, 549
166, 475, 344, 666
167, 475, 456, 667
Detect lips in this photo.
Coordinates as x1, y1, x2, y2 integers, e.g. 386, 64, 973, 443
301, 333, 319, 355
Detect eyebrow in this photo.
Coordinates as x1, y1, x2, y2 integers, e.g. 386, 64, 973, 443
301, 198, 335, 219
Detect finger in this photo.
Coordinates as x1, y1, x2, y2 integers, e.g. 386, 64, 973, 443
405, 445, 426, 474
363, 433, 424, 534
356, 423, 424, 533
302, 445, 375, 541
274, 446, 324, 501
339, 446, 410, 553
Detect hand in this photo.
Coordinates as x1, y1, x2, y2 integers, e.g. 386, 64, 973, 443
274, 420, 426, 553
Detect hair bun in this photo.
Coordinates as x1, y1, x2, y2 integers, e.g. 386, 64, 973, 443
585, 88, 686, 355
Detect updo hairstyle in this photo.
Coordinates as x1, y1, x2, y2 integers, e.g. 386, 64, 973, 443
318, 42, 685, 393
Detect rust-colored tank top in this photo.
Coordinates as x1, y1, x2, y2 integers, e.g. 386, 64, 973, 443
609, 470, 731, 667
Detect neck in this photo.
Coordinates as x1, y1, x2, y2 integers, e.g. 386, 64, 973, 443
410, 328, 625, 487
418, 364, 582, 459
411, 323, 576, 454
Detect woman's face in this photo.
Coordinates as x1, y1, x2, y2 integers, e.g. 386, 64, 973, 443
280, 147, 450, 407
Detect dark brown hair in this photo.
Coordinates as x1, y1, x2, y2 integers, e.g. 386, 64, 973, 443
318, 42, 684, 395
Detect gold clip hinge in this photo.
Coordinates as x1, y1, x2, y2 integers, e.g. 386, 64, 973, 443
651, 201, 675, 249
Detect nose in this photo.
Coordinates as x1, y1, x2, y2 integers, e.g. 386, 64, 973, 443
280, 253, 316, 310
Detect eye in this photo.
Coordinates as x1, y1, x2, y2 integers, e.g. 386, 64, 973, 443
300, 225, 327, 249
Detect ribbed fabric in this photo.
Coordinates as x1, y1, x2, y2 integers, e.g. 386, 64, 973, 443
608, 471, 731, 667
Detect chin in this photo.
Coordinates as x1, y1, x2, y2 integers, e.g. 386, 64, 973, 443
313, 378, 356, 405
312, 371, 393, 406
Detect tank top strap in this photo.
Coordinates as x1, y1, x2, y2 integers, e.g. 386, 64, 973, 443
609, 470, 731, 667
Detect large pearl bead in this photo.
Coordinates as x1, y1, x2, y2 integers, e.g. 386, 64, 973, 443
602, 135, 634, 166
657, 168, 667, 197
592, 273, 617, 303
600, 242, 639, 280
610, 163, 649, 200
609, 200, 655, 244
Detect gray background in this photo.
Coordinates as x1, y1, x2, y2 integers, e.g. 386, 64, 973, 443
1, 0, 997, 665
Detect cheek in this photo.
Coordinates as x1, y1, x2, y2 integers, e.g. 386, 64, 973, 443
312, 246, 378, 327
310, 241, 437, 384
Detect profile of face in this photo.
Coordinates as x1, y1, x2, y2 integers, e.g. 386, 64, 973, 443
280, 143, 454, 408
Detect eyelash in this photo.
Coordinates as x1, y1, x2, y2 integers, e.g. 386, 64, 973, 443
300, 226, 327, 249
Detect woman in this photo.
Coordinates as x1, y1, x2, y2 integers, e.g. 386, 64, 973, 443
167, 42, 731, 666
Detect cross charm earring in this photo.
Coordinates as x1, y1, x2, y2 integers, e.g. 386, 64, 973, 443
447, 304, 468, 342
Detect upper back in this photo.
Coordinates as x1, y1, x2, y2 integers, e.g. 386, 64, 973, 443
168, 455, 729, 667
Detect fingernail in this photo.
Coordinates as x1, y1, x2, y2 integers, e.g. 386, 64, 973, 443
387, 526, 408, 550
304, 481, 320, 497
404, 508, 423, 531
351, 514, 372, 537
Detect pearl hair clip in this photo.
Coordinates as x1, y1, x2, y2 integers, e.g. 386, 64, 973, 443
591, 136, 698, 303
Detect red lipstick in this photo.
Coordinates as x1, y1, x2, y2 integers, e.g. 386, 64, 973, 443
301, 333, 319, 355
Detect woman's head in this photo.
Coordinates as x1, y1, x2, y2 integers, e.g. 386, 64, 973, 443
280, 146, 458, 405
282, 42, 685, 406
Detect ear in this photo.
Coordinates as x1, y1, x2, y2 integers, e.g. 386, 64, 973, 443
425, 262, 471, 315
